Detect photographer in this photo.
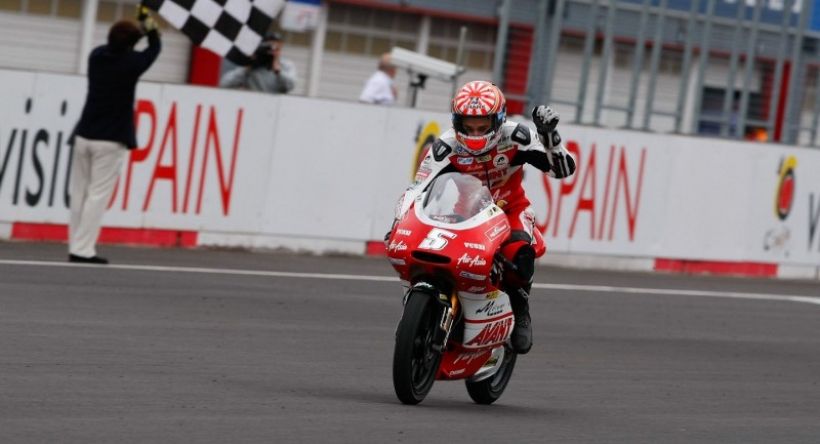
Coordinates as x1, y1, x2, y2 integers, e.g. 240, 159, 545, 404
219, 32, 296, 94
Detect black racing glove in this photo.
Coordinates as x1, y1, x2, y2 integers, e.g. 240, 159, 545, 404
532, 105, 575, 178
532, 105, 561, 149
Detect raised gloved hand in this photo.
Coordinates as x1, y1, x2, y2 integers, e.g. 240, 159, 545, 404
532, 105, 575, 178
137, 6, 158, 33
532, 105, 561, 149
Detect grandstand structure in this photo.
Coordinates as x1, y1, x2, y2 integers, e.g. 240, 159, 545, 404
2, 0, 820, 145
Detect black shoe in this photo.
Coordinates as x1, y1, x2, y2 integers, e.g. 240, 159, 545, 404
509, 288, 533, 354
511, 311, 533, 354
68, 254, 109, 264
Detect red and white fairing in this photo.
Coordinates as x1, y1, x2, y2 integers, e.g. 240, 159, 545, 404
386, 173, 517, 381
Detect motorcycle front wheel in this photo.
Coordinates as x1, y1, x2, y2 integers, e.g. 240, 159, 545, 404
392, 290, 443, 405
465, 346, 517, 404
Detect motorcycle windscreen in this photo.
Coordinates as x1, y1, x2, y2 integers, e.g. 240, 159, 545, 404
422, 173, 494, 224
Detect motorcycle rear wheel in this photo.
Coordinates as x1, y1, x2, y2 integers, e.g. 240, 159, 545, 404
465, 346, 517, 404
393, 290, 443, 405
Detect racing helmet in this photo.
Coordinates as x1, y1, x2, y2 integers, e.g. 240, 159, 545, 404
451, 81, 507, 156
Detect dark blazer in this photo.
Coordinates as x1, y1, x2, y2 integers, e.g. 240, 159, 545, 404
73, 30, 161, 149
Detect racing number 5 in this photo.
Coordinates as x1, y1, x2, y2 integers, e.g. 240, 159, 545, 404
418, 228, 457, 251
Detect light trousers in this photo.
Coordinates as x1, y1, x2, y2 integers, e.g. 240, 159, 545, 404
68, 136, 127, 257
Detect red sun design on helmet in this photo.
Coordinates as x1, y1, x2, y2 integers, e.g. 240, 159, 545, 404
451, 81, 507, 156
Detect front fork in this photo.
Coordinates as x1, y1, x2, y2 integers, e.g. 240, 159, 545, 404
432, 292, 458, 352
404, 283, 459, 352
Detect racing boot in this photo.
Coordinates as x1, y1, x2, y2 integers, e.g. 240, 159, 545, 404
508, 286, 533, 354
501, 240, 536, 355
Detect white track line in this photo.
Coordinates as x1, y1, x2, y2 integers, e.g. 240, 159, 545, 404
531, 283, 820, 306
1, 259, 818, 306
0, 259, 397, 282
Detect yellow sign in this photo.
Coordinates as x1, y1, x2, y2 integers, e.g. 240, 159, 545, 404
412, 121, 441, 179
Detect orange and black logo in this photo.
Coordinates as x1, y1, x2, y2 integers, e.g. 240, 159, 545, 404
774, 156, 797, 221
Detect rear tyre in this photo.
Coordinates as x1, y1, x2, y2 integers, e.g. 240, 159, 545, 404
465, 347, 517, 404
393, 290, 443, 405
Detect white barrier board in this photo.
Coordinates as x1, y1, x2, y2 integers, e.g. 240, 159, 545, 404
1, 68, 819, 268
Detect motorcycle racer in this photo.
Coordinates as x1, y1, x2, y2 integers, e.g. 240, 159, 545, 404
391, 80, 576, 355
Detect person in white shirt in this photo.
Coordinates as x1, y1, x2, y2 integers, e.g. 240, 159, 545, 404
359, 53, 397, 105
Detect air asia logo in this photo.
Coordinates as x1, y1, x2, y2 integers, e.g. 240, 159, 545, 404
457, 253, 487, 267
388, 240, 408, 252
763, 156, 796, 255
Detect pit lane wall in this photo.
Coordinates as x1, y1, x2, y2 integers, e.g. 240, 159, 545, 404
1, 68, 819, 279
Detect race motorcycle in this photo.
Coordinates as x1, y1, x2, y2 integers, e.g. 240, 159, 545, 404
386, 172, 523, 405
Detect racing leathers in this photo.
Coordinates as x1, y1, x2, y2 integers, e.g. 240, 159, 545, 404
393, 120, 576, 354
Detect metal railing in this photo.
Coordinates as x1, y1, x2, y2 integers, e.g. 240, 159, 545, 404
494, 0, 820, 146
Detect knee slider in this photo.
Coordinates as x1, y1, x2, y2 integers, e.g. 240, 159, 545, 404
513, 244, 536, 283
501, 241, 536, 287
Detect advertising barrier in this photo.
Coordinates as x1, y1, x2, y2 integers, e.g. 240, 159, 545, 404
0, 68, 818, 278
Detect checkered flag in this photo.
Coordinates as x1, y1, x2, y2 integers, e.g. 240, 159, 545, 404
142, 0, 285, 64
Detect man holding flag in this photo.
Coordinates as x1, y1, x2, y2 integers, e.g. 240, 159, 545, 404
68, 7, 161, 264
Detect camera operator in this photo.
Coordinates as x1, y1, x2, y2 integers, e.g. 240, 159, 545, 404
219, 32, 296, 94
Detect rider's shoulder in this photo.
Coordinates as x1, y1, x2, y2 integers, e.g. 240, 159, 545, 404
500, 121, 537, 146
439, 128, 457, 145
430, 130, 458, 162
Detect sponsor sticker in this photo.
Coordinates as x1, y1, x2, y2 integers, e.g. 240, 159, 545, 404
457, 253, 488, 267
465, 317, 513, 347
484, 221, 509, 241
388, 240, 407, 252
396, 229, 412, 236
493, 154, 509, 168
459, 271, 486, 281
464, 242, 486, 251
453, 351, 486, 365
466, 285, 487, 292
457, 157, 474, 165
388, 258, 406, 266
477, 154, 492, 163
475, 300, 505, 316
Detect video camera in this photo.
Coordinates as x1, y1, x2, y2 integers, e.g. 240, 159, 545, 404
250, 42, 275, 69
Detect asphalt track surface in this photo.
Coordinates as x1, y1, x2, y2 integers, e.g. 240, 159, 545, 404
1, 242, 819, 444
